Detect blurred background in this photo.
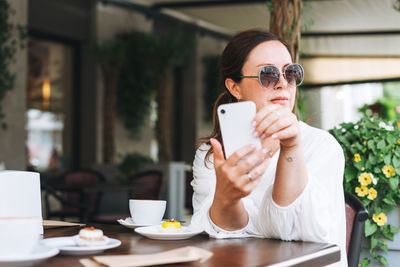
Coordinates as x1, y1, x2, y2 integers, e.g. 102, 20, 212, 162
1, 0, 398, 173
1, 0, 400, 264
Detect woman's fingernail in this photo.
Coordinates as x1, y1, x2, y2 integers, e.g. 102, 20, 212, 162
260, 133, 266, 139
251, 121, 257, 127
262, 148, 268, 154
253, 132, 259, 137
250, 144, 256, 149
272, 134, 278, 139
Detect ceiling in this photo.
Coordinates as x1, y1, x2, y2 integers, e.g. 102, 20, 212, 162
123, 0, 400, 56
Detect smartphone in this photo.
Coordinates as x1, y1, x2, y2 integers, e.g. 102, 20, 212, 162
217, 101, 262, 159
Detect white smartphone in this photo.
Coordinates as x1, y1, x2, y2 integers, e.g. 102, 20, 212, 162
217, 101, 262, 159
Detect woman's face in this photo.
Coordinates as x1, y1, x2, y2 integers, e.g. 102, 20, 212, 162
229, 40, 296, 111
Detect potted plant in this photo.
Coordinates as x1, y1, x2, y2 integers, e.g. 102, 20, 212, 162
329, 116, 400, 266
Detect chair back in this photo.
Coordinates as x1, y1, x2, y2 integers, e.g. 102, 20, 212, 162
64, 170, 105, 213
345, 191, 368, 267
129, 170, 164, 200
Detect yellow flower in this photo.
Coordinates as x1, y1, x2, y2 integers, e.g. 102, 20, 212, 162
361, 167, 365, 171
398, 121, 400, 128
373, 212, 387, 226
358, 172, 372, 186
354, 154, 361, 163
367, 187, 377, 200
397, 140, 400, 145
382, 165, 396, 178
355, 185, 368, 197
383, 241, 387, 245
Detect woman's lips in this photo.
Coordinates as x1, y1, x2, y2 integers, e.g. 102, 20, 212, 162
270, 97, 288, 105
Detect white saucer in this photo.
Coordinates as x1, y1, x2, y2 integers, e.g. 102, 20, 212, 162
0, 244, 59, 266
135, 226, 203, 240
117, 217, 161, 229
41, 236, 121, 256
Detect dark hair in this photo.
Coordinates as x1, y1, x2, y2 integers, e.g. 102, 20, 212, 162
197, 29, 292, 166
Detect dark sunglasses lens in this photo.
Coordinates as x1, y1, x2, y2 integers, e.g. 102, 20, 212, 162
259, 66, 280, 88
285, 64, 304, 86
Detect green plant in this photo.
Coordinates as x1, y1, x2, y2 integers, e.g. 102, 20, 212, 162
117, 153, 154, 184
358, 98, 398, 123
0, 0, 25, 129
116, 31, 159, 137
329, 116, 400, 266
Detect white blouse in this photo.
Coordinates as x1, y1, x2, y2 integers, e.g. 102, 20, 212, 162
190, 122, 347, 267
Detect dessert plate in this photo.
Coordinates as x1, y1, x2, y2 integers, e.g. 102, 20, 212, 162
0, 244, 59, 266
41, 236, 121, 256
135, 226, 203, 240
117, 217, 161, 229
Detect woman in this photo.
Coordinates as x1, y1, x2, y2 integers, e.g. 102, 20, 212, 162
190, 29, 347, 267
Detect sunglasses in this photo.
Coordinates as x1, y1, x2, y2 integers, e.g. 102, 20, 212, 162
240, 63, 304, 89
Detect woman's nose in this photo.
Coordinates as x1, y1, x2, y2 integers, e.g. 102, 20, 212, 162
273, 72, 287, 90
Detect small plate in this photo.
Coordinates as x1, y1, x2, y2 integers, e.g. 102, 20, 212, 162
0, 244, 59, 266
117, 217, 161, 229
41, 236, 121, 256
135, 226, 203, 240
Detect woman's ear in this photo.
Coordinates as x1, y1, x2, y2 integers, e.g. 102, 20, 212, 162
225, 78, 243, 100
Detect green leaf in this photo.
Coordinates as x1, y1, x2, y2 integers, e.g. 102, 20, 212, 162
367, 140, 375, 150
378, 255, 389, 266
389, 177, 399, 191
383, 195, 396, 205
387, 134, 396, 144
370, 236, 378, 250
365, 219, 378, 237
394, 157, 400, 168
390, 225, 400, 234
380, 242, 389, 253
344, 167, 357, 183
383, 231, 394, 241
361, 257, 371, 267
377, 140, 386, 149
384, 154, 392, 166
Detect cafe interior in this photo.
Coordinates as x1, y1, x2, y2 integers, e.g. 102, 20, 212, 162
1, 0, 400, 266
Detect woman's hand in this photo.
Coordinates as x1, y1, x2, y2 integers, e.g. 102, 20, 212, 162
252, 104, 300, 149
209, 138, 270, 229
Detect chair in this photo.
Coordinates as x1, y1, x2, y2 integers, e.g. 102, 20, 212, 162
91, 170, 165, 223
345, 191, 369, 267
42, 169, 106, 223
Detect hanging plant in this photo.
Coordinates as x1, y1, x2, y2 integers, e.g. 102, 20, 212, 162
116, 31, 159, 138
116, 26, 196, 162
0, 0, 26, 129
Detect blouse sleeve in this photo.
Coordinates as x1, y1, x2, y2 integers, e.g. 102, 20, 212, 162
189, 144, 261, 238
256, 131, 346, 263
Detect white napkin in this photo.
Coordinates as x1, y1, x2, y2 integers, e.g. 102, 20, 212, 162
79, 246, 213, 267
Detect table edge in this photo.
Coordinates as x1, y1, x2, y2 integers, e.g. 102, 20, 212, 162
266, 245, 341, 267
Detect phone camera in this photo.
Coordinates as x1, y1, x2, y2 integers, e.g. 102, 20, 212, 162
221, 109, 225, 114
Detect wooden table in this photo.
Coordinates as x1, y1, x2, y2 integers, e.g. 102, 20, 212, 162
39, 224, 341, 267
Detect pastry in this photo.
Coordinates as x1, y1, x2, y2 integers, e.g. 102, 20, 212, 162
160, 219, 182, 233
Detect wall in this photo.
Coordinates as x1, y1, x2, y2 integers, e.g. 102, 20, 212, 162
96, 2, 154, 164
0, 0, 28, 170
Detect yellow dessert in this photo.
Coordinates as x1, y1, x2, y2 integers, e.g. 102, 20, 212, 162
160, 219, 182, 233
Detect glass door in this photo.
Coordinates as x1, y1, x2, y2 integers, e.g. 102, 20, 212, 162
26, 38, 74, 172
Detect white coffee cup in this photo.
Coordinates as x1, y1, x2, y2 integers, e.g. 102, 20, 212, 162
129, 199, 166, 225
0, 216, 42, 258
0, 171, 43, 235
